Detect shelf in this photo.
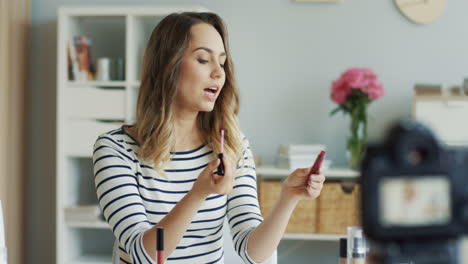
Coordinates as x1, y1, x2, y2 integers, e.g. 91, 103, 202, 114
130, 81, 140, 87
60, 6, 209, 16
65, 120, 123, 157
282, 233, 344, 241
66, 80, 127, 88
63, 88, 125, 120
66, 219, 109, 229
65, 222, 343, 242
257, 166, 359, 180
68, 254, 111, 264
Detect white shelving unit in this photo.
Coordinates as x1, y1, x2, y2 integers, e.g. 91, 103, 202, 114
257, 165, 359, 241
56, 6, 208, 264
257, 166, 359, 181
282, 233, 343, 241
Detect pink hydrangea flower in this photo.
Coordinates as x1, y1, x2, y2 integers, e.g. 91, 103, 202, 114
330, 67, 385, 104
362, 82, 386, 99
330, 78, 350, 104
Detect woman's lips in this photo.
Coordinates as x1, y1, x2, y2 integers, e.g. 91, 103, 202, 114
203, 87, 219, 102
203, 89, 218, 101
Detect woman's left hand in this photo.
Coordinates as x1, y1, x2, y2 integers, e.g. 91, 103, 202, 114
281, 167, 326, 202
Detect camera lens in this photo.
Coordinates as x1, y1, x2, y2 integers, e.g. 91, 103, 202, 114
406, 148, 428, 166
387, 120, 440, 167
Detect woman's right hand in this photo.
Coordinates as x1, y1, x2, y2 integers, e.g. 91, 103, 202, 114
191, 157, 235, 198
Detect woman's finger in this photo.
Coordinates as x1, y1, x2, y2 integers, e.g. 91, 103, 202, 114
295, 168, 309, 178
308, 181, 322, 190
213, 173, 224, 184
223, 157, 235, 179
307, 175, 323, 185
306, 185, 319, 196
310, 174, 325, 183
209, 158, 221, 174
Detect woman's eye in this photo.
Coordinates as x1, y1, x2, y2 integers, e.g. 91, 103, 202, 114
197, 58, 209, 64
220, 63, 225, 68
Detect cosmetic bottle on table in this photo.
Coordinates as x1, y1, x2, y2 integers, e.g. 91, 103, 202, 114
339, 238, 347, 264
347, 226, 367, 264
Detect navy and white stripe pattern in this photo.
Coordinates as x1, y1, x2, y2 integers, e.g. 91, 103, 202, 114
93, 126, 263, 263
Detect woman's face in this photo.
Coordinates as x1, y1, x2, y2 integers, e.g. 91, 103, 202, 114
174, 23, 226, 114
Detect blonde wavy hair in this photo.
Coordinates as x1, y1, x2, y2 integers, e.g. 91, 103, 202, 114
133, 12, 243, 175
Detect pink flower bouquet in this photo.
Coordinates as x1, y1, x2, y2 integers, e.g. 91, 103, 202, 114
330, 67, 385, 169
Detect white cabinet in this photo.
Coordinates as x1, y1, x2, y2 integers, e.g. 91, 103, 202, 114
63, 87, 126, 120
56, 6, 208, 264
65, 120, 121, 157
413, 95, 468, 146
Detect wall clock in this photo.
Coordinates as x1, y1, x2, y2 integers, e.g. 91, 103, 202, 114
394, 0, 446, 24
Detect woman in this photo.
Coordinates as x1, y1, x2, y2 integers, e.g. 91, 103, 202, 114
93, 12, 325, 264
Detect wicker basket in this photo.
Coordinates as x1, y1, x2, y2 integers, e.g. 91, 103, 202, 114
258, 179, 361, 234
317, 182, 361, 234
259, 180, 317, 233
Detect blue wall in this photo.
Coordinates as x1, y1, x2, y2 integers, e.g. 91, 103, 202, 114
28, 0, 468, 263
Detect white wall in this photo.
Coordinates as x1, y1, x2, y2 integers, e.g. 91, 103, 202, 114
28, 0, 468, 263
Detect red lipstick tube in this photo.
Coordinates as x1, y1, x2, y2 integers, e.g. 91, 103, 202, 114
309, 150, 326, 176
156, 227, 164, 264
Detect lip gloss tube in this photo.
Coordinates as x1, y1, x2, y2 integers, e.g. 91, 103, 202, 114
217, 124, 225, 176
157, 227, 164, 264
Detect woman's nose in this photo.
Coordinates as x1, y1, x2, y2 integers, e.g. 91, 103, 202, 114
211, 63, 224, 79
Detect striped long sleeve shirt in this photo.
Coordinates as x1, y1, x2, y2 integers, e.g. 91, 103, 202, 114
93, 125, 265, 263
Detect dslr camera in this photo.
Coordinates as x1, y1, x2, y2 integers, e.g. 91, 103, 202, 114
361, 119, 468, 264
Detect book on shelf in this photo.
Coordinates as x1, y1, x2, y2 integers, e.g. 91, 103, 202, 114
64, 205, 104, 222
278, 144, 326, 156
277, 144, 330, 170
277, 154, 332, 170
67, 40, 79, 81
414, 83, 465, 96
67, 35, 95, 81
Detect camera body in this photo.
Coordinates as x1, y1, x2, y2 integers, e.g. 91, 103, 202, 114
361, 120, 468, 263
